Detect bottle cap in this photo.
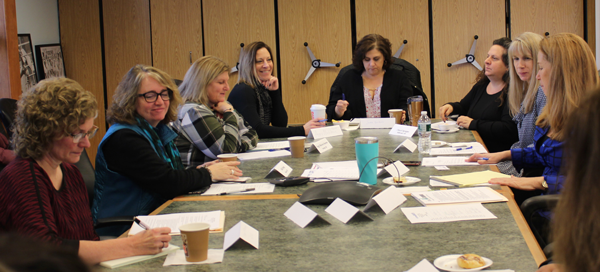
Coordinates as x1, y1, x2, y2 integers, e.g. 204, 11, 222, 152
421, 111, 427, 114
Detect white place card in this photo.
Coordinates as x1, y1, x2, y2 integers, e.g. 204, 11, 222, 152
324, 198, 373, 223
364, 186, 407, 214
383, 160, 410, 177
283, 202, 330, 228
359, 118, 396, 129
307, 138, 333, 153
406, 259, 440, 272
388, 124, 418, 137
307, 125, 344, 139
393, 139, 417, 153
223, 221, 259, 250
264, 161, 293, 179
434, 166, 450, 171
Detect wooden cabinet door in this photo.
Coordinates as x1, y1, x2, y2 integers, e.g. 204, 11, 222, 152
510, 0, 584, 39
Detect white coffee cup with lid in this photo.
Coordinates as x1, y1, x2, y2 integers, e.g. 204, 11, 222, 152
310, 104, 326, 120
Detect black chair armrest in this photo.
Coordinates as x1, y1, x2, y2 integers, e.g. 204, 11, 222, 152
520, 194, 561, 220
95, 216, 134, 229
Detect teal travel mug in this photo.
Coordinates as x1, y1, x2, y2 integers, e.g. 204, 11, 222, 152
355, 137, 379, 185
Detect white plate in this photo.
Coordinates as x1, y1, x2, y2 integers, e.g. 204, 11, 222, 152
433, 254, 493, 271
431, 140, 448, 147
382, 176, 421, 186
433, 128, 459, 134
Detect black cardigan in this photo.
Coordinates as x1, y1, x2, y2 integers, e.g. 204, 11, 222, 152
326, 68, 413, 121
228, 82, 304, 139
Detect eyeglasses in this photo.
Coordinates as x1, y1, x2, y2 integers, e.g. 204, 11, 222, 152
138, 89, 172, 103
71, 126, 98, 143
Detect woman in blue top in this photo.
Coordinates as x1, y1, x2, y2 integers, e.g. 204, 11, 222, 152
469, 33, 599, 198
93, 65, 242, 236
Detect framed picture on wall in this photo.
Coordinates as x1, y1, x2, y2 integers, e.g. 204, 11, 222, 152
18, 34, 37, 92
35, 43, 66, 80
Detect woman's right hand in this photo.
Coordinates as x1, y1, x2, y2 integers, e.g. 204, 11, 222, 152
439, 104, 453, 122
130, 227, 172, 255
466, 152, 509, 164
303, 118, 325, 136
213, 101, 234, 114
334, 100, 349, 118
207, 161, 242, 181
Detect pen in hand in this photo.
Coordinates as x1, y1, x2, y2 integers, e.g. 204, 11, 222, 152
342, 93, 346, 100
477, 157, 489, 161
219, 188, 255, 195
134, 217, 151, 230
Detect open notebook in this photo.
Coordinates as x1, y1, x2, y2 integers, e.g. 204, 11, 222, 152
99, 244, 179, 269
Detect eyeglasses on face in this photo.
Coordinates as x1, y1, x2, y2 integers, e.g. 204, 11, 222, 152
138, 89, 172, 103
71, 125, 99, 143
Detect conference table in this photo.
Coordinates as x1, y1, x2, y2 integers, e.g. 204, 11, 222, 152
104, 123, 545, 271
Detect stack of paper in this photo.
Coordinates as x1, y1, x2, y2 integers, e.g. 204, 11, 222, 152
411, 187, 508, 206
129, 211, 225, 235
401, 203, 497, 223
302, 160, 384, 182
252, 141, 290, 151
430, 170, 509, 186
421, 156, 480, 166
429, 142, 487, 155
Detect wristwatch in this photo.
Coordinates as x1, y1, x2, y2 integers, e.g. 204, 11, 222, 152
541, 179, 548, 189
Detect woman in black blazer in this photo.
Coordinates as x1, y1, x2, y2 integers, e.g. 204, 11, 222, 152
326, 34, 413, 121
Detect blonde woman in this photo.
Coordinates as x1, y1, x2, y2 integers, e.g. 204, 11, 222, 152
174, 56, 257, 167
228, 41, 324, 138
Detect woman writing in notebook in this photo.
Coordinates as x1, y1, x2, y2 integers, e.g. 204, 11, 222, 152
0, 78, 172, 264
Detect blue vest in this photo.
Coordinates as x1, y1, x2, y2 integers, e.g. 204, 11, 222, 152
92, 122, 178, 236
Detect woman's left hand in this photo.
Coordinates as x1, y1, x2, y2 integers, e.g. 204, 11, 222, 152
456, 116, 473, 129
207, 161, 243, 181
197, 160, 218, 169
213, 101, 234, 114
261, 76, 279, 91
488, 176, 546, 191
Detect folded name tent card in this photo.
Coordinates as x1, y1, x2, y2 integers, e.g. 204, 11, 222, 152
406, 258, 440, 272
388, 124, 418, 137
383, 160, 410, 177
307, 138, 333, 153
324, 198, 373, 223
359, 118, 396, 129
284, 201, 330, 228
265, 160, 293, 179
364, 186, 407, 214
393, 139, 417, 153
307, 125, 343, 139
223, 221, 259, 250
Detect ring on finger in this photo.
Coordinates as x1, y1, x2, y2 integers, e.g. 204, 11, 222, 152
231, 169, 234, 175
162, 241, 166, 248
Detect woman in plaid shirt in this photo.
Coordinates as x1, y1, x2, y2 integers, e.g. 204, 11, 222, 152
174, 56, 258, 168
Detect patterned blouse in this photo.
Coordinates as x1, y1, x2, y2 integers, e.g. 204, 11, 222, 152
363, 84, 382, 118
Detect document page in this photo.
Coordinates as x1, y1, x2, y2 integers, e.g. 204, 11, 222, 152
401, 203, 497, 223
429, 142, 487, 155
129, 211, 223, 235
421, 156, 479, 166
202, 183, 275, 196
253, 141, 290, 151
236, 150, 291, 160
411, 187, 507, 206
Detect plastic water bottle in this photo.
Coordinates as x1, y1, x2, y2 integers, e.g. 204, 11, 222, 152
418, 111, 431, 153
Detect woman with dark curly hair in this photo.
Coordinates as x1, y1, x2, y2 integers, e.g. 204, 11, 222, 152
93, 65, 241, 236
326, 34, 413, 121
0, 78, 172, 264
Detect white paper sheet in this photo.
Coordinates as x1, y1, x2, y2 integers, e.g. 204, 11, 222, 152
129, 211, 222, 236
201, 183, 275, 196
163, 249, 224, 266
359, 118, 396, 129
411, 187, 507, 206
429, 142, 488, 156
252, 141, 290, 151
401, 203, 497, 223
421, 156, 480, 166
236, 150, 291, 160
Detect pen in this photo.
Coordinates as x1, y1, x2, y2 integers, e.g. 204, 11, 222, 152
134, 217, 151, 230
455, 146, 473, 151
269, 148, 290, 152
318, 119, 327, 122
477, 157, 489, 161
342, 93, 346, 100
219, 188, 255, 195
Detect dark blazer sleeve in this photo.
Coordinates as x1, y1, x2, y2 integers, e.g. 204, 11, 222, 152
447, 81, 482, 115
267, 88, 288, 127
326, 68, 366, 121
469, 93, 519, 151
379, 69, 413, 116
228, 83, 304, 138
103, 129, 211, 199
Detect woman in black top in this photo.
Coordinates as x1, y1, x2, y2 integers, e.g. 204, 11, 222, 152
228, 41, 324, 138
439, 38, 518, 153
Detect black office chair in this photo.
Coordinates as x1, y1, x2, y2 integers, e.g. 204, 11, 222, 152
0, 98, 17, 139
520, 194, 560, 258
74, 149, 133, 230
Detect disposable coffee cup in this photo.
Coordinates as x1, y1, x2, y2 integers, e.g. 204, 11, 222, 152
217, 154, 238, 162
180, 223, 210, 262
288, 136, 306, 158
407, 96, 423, 126
388, 109, 404, 124
310, 104, 326, 120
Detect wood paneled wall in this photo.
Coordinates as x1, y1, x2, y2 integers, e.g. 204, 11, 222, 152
355, 0, 430, 108
278, 0, 352, 124
0, 0, 19, 99
432, 0, 506, 116
511, 0, 584, 39
202, 0, 276, 91
150, 0, 203, 81
102, 0, 152, 101
58, 0, 105, 164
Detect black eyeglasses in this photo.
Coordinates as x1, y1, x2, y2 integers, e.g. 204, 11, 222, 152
138, 89, 172, 103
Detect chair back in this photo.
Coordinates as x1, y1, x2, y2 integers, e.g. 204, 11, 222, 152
74, 149, 96, 207
0, 98, 17, 139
